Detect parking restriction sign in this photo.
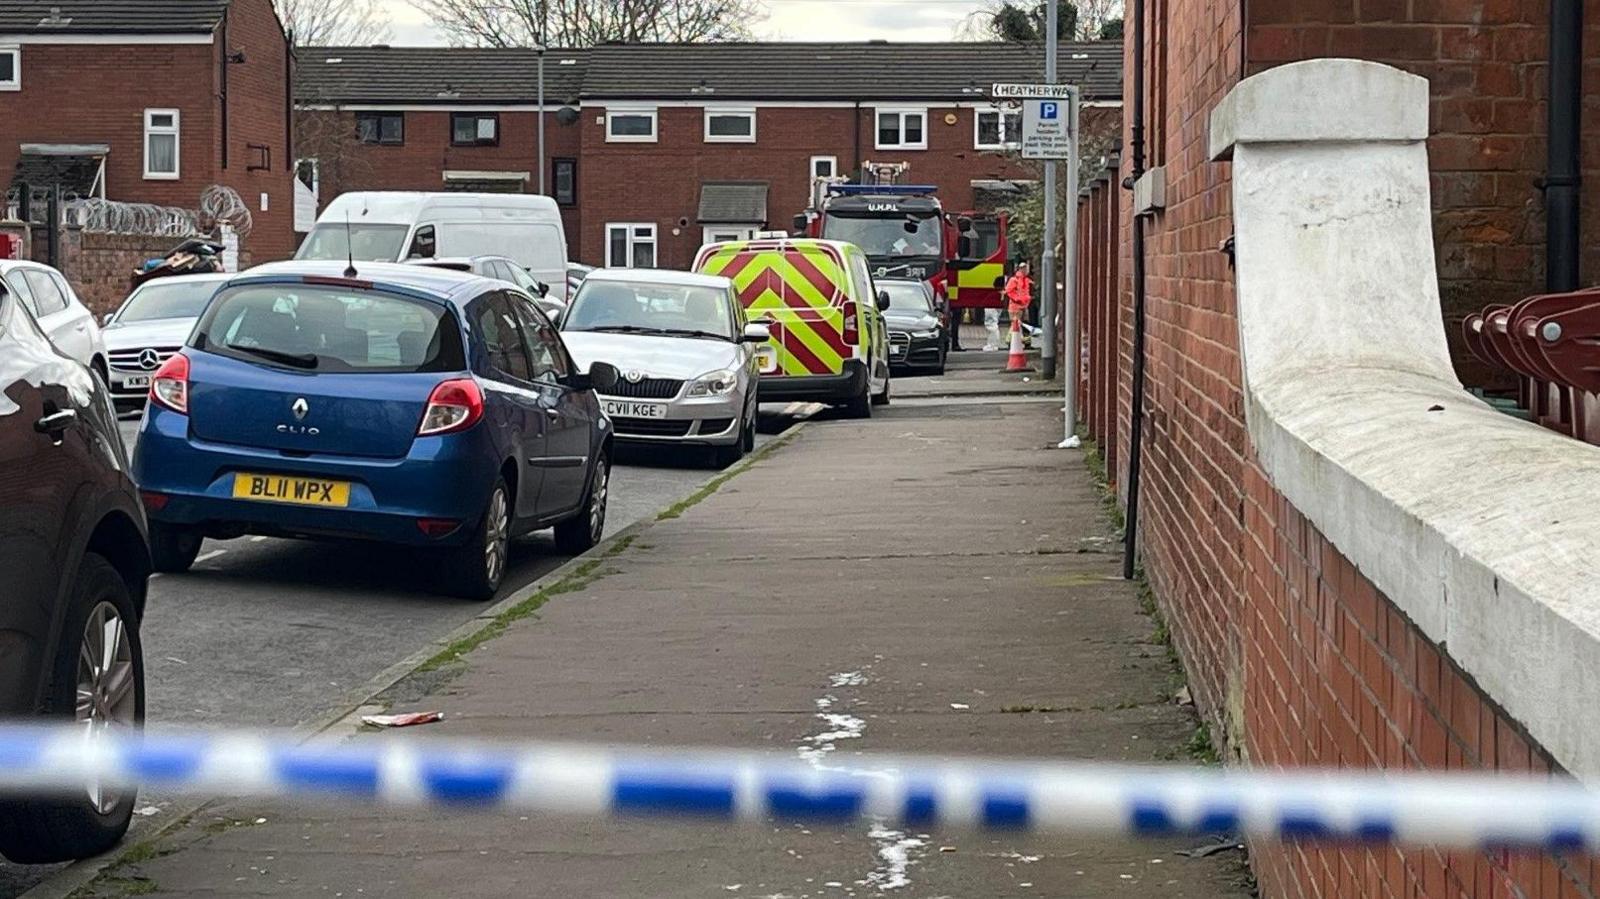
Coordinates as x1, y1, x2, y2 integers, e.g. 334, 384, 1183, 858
1020, 95, 1076, 160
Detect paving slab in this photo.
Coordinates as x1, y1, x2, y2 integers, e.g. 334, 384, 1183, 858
69, 395, 1251, 899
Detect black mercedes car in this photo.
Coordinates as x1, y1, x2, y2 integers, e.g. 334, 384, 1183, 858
878, 278, 947, 375
0, 278, 150, 863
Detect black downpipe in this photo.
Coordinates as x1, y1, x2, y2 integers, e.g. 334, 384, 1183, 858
46, 185, 60, 272
220, 20, 230, 170
1121, 0, 1148, 581
1545, 0, 1582, 292
852, 100, 862, 180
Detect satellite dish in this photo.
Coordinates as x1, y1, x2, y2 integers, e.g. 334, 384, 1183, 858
555, 106, 579, 126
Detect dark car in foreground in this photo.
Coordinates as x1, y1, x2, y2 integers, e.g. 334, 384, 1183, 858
879, 278, 947, 374
0, 278, 150, 863
131, 262, 620, 600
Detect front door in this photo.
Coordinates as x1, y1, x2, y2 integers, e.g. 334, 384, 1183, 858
512, 293, 591, 514
469, 291, 546, 521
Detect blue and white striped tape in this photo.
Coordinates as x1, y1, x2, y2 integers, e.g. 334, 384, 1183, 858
2, 725, 1597, 851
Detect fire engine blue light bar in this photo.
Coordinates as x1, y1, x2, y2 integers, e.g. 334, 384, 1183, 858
825, 184, 939, 197
2, 725, 1599, 851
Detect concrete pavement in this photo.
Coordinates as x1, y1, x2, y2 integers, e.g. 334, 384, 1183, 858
65, 379, 1250, 898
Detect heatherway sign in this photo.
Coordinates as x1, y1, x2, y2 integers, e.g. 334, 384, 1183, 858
992, 82, 1080, 161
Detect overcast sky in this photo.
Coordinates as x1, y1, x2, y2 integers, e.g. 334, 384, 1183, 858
383, 1, 990, 44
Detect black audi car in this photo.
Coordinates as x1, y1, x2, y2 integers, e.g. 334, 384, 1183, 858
0, 278, 150, 863
878, 278, 948, 375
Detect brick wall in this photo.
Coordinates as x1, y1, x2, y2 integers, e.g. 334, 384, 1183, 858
1248, 0, 1600, 388
40, 227, 245, 317
577, 104, 1038, 269
1242, 463, 1600, 897
299, 108, 585, 257
0, 42, 216, 208
1084, 1, 1600, 897
1077, 165, 1122, 486
218, 0, 296, 261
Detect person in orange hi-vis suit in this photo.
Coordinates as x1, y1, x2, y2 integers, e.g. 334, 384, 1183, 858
1004, 262, 1033, 336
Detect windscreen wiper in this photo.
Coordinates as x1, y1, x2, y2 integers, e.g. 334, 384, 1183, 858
656, 328, 732, 341
587, 325, 663, 334
226, 343, 319, 369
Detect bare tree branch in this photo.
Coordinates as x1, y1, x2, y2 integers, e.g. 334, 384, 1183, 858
417, 0, 764, 48
276, 0, 390, 46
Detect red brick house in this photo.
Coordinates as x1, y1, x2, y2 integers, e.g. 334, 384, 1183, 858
295, 41, 1123, 268
1067, 0, 1600, 897
0, 0, 296, 260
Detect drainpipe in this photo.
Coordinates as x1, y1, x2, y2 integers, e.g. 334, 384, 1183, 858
1545, 0, 1582, 292
853, 101, 863, 180
1121, 0, 1148, 580
220, 20, 230, 170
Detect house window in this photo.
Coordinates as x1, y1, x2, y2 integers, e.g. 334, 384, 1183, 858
356, 112, 404, 145
809, 155, 837, 181
606, 223, 657, 268
704, 109, 755, 143
143, 109, 180, 180
875, 108, 927, 150
0, 46, 18, 91
606, 108, 657, 143
553, 158, 577, 206
974, 105, 1023, 150
451, 113, 499, 147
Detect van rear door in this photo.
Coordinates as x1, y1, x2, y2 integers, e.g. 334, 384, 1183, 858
697, 243, 854, 378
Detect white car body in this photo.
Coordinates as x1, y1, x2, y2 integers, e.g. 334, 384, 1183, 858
0, 260, 105, 375
297, 191, 571, 303
560, 269, 763, 453
102, 273, 232, 410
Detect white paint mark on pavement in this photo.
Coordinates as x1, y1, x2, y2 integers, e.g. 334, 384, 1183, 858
196, 549, 226, 563
861, 824, 926, 892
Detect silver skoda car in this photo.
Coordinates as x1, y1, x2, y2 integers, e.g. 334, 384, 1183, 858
559, 268, 769, 466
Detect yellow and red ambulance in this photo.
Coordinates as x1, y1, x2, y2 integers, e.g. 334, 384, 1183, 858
693, 237, 891, 418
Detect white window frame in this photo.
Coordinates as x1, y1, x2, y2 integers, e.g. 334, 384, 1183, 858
973, 104, 1022, 150
809, 155, 838, 181
0, 45, 19, 91
143, 108, 180, 180
702, 225, 758, 245
606, 223, 658, 267
874, 108, 928, 151
605, 108, 658, 143
703, 108, 756, 143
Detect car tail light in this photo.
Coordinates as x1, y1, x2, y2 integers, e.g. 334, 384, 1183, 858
842, 300, 860, 345
416, 517, 461, 538
419, 378, 484, 436
139, 491, 169, 512
150, 353, 189, 413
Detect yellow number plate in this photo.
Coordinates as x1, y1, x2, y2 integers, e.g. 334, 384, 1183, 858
231, 473, 351, 507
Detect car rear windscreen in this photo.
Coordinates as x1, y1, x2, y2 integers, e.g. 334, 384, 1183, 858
192, 283, 464, 373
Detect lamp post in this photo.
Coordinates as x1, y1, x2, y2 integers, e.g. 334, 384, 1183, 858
537, 43, 547, 195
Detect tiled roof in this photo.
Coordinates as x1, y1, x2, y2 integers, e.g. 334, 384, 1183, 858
0, 0, 230, 34
297, 46, 589, 105
581, 41, 1121, 102
295, 41, 1121, 105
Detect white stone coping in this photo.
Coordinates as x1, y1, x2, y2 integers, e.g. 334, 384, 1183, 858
1211, 59, 1600, 782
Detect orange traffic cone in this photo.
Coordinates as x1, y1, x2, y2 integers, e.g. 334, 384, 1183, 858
1005, 316, 1029, 372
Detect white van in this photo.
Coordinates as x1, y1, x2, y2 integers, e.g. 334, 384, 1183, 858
296, 192, 571, 301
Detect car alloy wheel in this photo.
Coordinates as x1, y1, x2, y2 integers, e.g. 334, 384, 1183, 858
483, 486, 509, 587
75, 600, 137, 815
588, 461, 609, 542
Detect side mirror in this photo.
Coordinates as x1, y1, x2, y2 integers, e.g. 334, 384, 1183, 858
957, 235, 974, 258
741, 322, 771, 343
536, 280, 550, 298
876, 289, 891, 311
791, 213, 808, 233
102, 311, 115, 326
586, 360, 620, 393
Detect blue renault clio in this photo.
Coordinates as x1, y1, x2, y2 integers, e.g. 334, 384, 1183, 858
131, 261, 619, 599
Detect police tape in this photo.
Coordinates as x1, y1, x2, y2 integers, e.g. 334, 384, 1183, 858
3, 725, 1598, 851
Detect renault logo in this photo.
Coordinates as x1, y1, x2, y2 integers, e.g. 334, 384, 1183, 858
291, 397, 309, 420
137, 349, 162, 371
625, 370, 644, 383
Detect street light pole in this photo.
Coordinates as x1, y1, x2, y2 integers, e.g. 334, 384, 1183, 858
1038, 0, 1059, 381
537, 45, 547, 196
